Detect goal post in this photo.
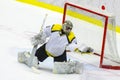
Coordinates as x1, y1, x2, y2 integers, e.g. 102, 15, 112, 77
63, 2, 120, 70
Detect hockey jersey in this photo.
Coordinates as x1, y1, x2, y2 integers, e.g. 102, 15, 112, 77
43, 24, 78, 57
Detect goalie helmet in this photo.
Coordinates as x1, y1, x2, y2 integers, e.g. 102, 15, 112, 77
62, 20, 73, 35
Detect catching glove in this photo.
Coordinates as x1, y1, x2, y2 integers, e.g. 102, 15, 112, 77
75, 44, 94, 54
31, 31, 46, 46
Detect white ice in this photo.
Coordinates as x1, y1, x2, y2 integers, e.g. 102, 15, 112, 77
0, 0, 120, 80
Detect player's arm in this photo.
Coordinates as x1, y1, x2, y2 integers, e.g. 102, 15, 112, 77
30, 25, 52, 46
67, 38, 94, 54
74, 44, 94, 54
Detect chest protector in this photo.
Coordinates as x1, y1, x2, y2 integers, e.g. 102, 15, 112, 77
51, 24, 75, 43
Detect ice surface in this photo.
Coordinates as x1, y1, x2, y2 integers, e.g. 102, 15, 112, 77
0, 0, 120, 80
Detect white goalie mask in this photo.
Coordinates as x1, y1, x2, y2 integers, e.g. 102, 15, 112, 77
62, 20, 73, 35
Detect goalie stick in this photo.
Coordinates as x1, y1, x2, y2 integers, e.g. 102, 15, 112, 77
27, 14, 48, 68
93, 52, 120, 64
67, 50, 120, 64
78, 51, 120, 64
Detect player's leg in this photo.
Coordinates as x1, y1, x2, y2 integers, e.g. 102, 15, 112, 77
54, 50, 67, 62
35, 44, 48, 62
18, 51, 30, 63
18, 51, 39, 68
53, 51, 83, 74
18, 44, 48, 68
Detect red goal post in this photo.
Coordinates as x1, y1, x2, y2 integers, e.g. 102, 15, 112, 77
62, 2, 120, 70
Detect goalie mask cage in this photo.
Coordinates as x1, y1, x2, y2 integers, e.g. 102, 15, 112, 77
63, 2, 120, 70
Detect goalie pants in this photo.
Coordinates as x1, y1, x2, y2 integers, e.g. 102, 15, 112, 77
35, 44, 67, 62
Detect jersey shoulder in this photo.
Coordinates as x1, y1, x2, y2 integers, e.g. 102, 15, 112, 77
67, 31, 76, 43
51, 24, 62, 32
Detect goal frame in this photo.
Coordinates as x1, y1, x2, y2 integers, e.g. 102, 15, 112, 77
62, 2, 120, 70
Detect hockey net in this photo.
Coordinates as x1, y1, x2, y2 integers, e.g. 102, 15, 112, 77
63, 2, 120, 70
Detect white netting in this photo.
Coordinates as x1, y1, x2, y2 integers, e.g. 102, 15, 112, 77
63, 3, 120, 67
104, 17, 120, 65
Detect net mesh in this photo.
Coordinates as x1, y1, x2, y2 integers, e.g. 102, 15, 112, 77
63, 3, 120, 68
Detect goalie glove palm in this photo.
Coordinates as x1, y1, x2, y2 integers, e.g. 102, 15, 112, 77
31, 32, 46, 46
75, 47, 94, 54
81, 47, 94, 54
